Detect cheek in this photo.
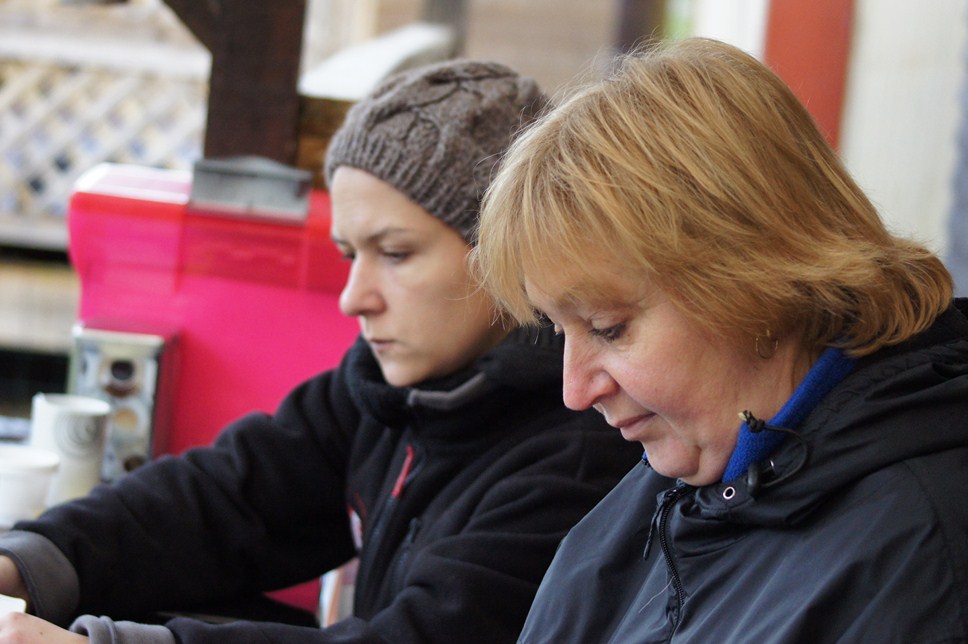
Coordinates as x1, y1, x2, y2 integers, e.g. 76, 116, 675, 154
611, 342, 699, 409
403, 253, 468, 297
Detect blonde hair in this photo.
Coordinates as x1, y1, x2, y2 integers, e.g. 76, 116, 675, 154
472, 37, 952, 357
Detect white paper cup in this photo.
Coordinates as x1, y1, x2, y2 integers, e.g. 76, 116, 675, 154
0, 444, 60, 528
29, 393, 111, 506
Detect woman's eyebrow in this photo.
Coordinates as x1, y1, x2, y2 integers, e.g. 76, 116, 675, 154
332, 226, 411, 247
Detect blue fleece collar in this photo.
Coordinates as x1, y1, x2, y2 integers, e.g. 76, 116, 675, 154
719, 346, 855, 482
639, 347, 855, 480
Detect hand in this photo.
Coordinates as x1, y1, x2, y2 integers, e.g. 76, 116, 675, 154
0, 612, 88, 642
0, 556, 29, 607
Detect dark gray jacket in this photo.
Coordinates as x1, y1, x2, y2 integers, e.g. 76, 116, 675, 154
519, 299, 968, 644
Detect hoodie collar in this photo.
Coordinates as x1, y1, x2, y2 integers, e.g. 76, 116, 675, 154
346, 324, 564, 430
720, 347, 856, 483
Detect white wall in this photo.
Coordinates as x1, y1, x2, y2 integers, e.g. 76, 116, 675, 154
840, 0, 968, 254
686, 0, 769, 58
690, 0, 968, 257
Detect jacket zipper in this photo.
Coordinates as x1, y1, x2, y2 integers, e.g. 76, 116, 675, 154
389, 517, 423, 592
644, 485, 691, 630
355, 444, 416, 604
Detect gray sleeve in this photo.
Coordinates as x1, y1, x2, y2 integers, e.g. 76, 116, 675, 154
0, 530, 79, 625
71, 614, 176, 644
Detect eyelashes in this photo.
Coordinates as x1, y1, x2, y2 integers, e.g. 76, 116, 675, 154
334, 249, 411, 263
590, 324, 626, 343
552, 322, 626, 343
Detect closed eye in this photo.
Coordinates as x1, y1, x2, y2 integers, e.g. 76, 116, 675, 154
382, 250, 411, 262
590, 323, 626, 343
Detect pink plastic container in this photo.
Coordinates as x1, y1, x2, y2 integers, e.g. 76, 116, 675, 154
68, 163, 357, 453
67, 163, 360, 613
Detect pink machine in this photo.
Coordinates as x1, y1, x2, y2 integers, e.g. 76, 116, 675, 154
66, 161, 360, 613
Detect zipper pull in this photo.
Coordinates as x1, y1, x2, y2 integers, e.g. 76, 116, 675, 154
406, 517, 422, 543
643, 523, 656, 560
643, 485, 686, 559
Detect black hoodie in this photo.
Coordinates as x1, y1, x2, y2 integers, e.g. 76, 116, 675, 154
0, 325, 642, 643
519, 299, 968, 643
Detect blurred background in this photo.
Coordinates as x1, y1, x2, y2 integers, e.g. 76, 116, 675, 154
1, 0, 967, 424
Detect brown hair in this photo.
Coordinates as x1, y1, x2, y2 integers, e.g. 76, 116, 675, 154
472, 37, 952, 357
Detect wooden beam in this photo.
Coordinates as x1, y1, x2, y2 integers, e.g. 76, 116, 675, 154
612, 0, 665, 54
160, 0, 217, 51
422, 0, 466, 54
163, 1, 307, 163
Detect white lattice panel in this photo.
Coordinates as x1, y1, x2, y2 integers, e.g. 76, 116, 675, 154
0, 60, 206, 248
0, 0, 208, 249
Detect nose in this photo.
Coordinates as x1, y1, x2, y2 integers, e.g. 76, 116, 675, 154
561, 337, 614, 411
339, 258, 384, 318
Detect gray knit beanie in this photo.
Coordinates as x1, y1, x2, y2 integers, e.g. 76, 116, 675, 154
324, 59, 547, 244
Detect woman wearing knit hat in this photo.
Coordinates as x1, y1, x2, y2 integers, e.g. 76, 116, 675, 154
0, 60, 642, 643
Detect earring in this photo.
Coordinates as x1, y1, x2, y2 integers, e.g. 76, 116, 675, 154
755, 330, 778, 359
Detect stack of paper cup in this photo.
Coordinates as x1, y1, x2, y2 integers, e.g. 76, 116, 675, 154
29, 393, 111, 506
0, 445, 60, 528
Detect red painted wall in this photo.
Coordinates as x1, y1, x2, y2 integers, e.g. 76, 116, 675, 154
763, 0, 855, 149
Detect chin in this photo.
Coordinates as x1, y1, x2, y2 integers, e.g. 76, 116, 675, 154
381, 370, 413, 388
379, 356, 460, 388
378, 363, 422, 388
649, 459, 710, 486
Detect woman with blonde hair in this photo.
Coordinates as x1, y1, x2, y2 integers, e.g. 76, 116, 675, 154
474, 37, 968, 642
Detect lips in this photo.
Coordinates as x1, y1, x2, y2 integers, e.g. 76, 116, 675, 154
607, 413, 656, 442
365, 337, 393, 352
609, 413, 653, 430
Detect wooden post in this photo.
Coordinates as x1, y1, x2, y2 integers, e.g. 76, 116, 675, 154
162, 0, 307, 163
422, 0, 465, 55
612, 0, 665, 54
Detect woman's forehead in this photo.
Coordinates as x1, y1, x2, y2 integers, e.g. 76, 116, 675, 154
524, 260, 651, 312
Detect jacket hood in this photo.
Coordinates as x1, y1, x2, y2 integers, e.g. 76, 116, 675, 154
345, 324, 564, 430
697, 299, 968, 527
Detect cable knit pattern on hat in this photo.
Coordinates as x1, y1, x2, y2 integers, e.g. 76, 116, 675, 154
324, 59, 547, 243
